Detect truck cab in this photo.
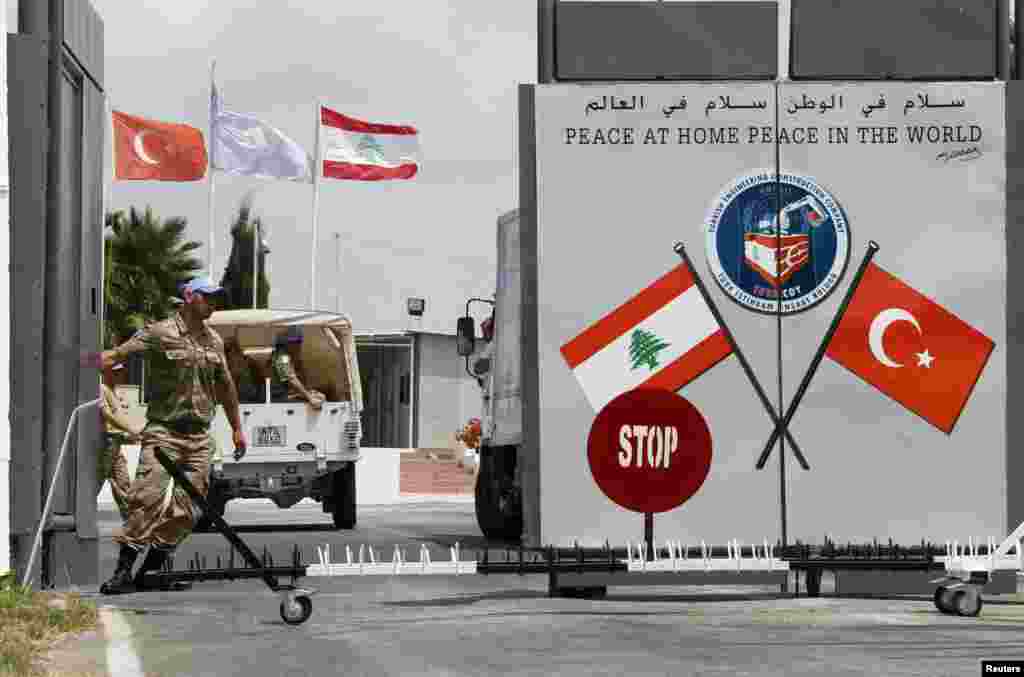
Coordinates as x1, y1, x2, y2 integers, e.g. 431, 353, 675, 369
457, 209, 524, 541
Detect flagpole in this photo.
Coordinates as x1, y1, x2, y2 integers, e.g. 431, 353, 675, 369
775, 140, 786, 549
755, 240, 881, 469
309, 99, 322, 310
208, 60, 218, 279
672, 242, 808, 467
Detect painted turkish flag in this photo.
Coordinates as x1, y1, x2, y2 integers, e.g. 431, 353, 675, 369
112, 111, 208, 181
825, 262, 995, 434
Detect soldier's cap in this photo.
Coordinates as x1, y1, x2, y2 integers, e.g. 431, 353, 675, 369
179, 276, 225, 297
275, 326, 304, 346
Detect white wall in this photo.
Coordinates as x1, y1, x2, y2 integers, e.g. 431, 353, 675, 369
415, 334, 482, 449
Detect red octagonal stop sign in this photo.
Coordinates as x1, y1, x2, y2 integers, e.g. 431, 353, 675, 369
587, 388, 712, 514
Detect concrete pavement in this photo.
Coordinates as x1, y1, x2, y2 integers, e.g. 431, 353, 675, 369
47, 498, 1024, 676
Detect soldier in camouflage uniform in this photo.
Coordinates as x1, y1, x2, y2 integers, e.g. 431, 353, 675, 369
269, 327, 324, 409
98, 362, 142, 521
89, 276, 247, 595
224, 337, 264, 403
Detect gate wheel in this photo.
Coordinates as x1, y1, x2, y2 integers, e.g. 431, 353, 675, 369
280, 595, 313, 625
934, 586, 950, 613
953, 588, 983, 617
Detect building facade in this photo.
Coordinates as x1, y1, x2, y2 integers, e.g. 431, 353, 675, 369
356, 331, 483, 451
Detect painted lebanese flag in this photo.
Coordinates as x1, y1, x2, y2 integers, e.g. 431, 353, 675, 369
560, 264, 733, 412
320, 106, 419, 181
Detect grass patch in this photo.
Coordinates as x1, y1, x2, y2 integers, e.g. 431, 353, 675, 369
0, 570, 98, 676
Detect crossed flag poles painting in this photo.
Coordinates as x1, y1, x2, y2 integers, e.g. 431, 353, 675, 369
559, 239, 995, 474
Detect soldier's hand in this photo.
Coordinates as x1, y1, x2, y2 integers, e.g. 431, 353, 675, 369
232, 428, 247, 461
80, 352, 103, 369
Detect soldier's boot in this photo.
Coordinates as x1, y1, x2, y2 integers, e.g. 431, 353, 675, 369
100, 545, 140, 595
134, 547, 192, 592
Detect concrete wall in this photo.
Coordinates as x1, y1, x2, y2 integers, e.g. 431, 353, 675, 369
414, 333, 482, 449
9, 0, 105, 586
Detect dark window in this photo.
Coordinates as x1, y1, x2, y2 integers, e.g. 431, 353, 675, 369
400, 373, 410, 405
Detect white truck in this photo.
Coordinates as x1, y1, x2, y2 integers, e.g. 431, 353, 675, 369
457, 209, 525, 541
203, 309, 364, 530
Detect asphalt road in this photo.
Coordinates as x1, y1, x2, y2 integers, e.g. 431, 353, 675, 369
59, 499, 1024, 677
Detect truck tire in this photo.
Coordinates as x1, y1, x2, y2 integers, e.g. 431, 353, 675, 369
474, 446, 522, 542
474, 471, 503, 539
332, 464, 356, 530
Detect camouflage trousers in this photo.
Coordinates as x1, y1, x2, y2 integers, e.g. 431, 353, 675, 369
96, 433, 131, 521
113, 422, 213, 552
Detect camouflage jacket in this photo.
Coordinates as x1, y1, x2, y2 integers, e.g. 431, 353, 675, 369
111, 312, 231, 426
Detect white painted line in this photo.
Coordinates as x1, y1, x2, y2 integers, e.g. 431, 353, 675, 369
100, 606, 145, 677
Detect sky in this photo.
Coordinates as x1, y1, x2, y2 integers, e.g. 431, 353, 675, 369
80, 0, 797, 337
86, 0, 537, 335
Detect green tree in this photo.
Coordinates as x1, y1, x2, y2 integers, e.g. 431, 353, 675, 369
629, 328, 670, 371
219, 196, 271, 310
103, 206, 204, 348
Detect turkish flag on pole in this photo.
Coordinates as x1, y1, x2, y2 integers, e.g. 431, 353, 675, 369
825, 262, 995, 434
112, 111, 208, 181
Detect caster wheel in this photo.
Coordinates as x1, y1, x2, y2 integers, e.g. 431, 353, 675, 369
953, 589, 982, 617
934, 586, 951, 614
280, 595, 313, 625
935, 586, 957, 614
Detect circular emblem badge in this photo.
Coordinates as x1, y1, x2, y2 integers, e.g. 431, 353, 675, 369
704, 171, 850, 315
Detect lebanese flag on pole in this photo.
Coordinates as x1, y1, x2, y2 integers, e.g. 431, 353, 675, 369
319, 106, 419, 181
560, 265, 733, 412
825, 262, 995, 434
112, 110, 207, 181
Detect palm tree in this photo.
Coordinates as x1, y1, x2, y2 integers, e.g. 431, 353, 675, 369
219, 195, 271, 310
103, 206, 204, 348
